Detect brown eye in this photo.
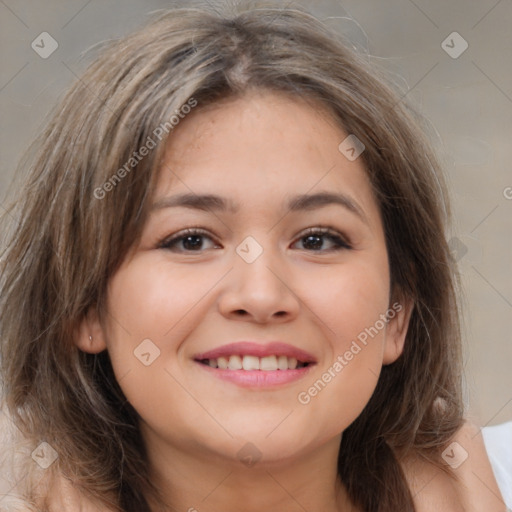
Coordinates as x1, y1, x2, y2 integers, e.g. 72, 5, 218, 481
159, 228, 219, 252
293, 227, 352, 252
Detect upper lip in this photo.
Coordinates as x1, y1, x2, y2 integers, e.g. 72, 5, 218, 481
194, 341, 317, 363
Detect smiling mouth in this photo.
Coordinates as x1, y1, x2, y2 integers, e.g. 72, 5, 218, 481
196, 355, 311, 371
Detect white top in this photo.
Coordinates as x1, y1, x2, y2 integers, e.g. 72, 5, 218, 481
482, 421, 512, 510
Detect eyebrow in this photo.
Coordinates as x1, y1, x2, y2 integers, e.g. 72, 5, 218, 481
151, 191, 369, 225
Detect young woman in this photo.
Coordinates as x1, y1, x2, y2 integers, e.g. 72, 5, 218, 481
0, 3, 506, 511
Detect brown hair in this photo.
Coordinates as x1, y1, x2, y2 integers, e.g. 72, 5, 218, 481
0, 2, 463, 510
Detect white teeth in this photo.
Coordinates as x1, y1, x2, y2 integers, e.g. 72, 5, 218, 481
217, 356, 229, 369
227, 355, 243, 370
205, 355, 306, 370
260, 355, 278, 371
242, 355, 260, 370
277, 355, 288, 370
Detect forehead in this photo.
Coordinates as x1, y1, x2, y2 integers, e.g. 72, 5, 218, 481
154, 90, 380, 225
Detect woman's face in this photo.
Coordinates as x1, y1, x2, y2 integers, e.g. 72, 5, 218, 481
80, 90, 411, 467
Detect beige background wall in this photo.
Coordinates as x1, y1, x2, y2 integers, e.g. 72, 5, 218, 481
1, 0, 511, 431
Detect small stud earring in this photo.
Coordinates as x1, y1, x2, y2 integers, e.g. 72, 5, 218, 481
89, 335, 93, 341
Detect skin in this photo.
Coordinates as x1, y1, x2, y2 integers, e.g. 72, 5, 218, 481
75, 90, 504, 511
402, 420, 506, 511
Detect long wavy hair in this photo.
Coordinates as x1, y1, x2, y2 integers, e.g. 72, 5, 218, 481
0, 2, 464, 511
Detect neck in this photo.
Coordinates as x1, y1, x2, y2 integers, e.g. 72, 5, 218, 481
142, 429, 355, 512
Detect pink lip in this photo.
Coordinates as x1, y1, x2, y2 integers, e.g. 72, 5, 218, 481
193, 341, 317, 389
193, 341, 317, 363
197, 364, 313, 388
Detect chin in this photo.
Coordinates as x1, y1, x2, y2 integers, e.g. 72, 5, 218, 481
226, 422, 331, 464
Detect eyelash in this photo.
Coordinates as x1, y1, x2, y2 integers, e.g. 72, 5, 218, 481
158, 226, 352, 253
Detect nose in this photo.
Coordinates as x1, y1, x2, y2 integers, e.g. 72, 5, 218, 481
217, 243, 301, 324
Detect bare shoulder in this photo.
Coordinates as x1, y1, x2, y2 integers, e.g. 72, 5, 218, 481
35, 471, 117, 512
400, 420, 507, 512
0, 409, 115, 512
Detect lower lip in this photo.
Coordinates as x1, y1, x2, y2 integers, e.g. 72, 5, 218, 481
195, 362, 313, 388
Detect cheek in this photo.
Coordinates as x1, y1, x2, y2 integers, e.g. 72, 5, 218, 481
105, 258, 218, 342
292, 261, 390, 432
101, 259, 218, 404
303, 259, 390, 350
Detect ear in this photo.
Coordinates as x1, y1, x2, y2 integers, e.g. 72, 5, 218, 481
73, 306, 108, 354
382, 295, 414, 365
